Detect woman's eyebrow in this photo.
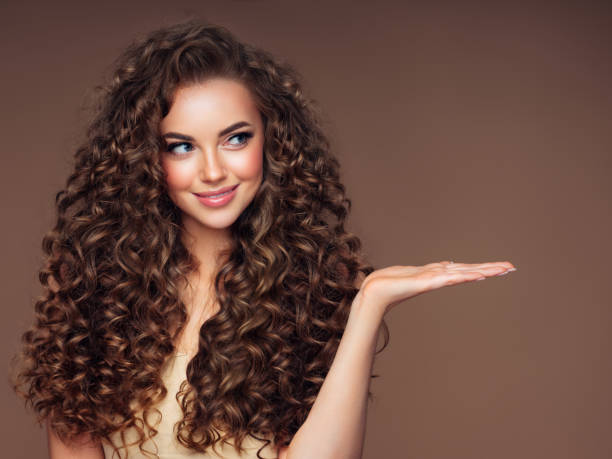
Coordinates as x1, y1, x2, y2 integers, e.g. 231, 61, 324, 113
218, 121, 252, 136
162, 121, 253, 141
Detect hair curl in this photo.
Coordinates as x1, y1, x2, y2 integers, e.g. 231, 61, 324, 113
12, 19, 389, 458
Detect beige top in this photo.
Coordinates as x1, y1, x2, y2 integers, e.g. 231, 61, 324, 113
102, 353, 278, 459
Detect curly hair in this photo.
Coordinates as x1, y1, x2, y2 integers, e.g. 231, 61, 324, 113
12, 19, 389, 458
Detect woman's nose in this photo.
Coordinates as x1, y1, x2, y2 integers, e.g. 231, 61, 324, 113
198, 147, 226, 183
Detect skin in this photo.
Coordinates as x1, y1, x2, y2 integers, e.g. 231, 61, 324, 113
282, 261, 516, 459
47, 77, 517, 458
158, 78, 266, 356
161, 78, 265, 305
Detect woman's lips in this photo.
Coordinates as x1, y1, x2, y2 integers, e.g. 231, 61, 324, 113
193, 184, 239, 207
194, 184, 239, 197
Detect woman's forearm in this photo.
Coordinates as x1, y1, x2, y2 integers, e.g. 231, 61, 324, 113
282, 261, 516, 458
286, 294, 385, 459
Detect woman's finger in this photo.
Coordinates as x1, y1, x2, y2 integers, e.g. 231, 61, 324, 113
445, 261, 515, 270
359, 261, 517, 314
422, 268, 506, 291
442, 270, 491, 285
462, 265, 509, 275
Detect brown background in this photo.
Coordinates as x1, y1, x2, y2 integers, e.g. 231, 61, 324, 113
2, 1, 611, 458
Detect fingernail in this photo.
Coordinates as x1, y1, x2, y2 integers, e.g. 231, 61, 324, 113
496, 271, 510, 276
476, 277, 486, 281
508, 267, 517, 272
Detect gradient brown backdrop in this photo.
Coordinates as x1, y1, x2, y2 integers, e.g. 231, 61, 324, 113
2, 1, 611, 458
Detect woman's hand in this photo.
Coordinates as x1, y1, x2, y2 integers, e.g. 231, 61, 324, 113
284, 260, 516, 459
355, 260, 516, 317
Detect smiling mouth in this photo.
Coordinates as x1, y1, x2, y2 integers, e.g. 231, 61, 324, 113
205, 189, 233, 199
194, 184, 239, 198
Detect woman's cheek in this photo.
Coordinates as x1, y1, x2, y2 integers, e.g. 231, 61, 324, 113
161, 158, 197, 190
229, 146, 264, 180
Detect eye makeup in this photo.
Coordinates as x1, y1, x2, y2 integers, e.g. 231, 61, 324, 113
164, 131, 254, 155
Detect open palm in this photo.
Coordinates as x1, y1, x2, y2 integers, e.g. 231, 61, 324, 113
277, 260, 515, 459
355, 260, 516, 315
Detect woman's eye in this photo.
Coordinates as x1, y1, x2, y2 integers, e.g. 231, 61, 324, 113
227, 132, 253, 147
166, 142, 193, 155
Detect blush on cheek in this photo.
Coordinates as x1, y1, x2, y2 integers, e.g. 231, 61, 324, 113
161, 159, 196, 190
229, 147, 264, 180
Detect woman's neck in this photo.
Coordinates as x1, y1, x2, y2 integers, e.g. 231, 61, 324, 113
180, 215, 234, 285
173, 216, 232, 355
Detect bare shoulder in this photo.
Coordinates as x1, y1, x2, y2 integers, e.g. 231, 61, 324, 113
47, 421, 104, 459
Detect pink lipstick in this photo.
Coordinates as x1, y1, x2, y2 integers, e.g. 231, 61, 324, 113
193, 184, 239, 207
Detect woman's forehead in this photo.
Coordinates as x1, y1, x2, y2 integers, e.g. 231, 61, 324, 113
161, 79, 261, 134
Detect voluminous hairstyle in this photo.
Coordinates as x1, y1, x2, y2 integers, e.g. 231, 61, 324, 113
12, 19, 389, 458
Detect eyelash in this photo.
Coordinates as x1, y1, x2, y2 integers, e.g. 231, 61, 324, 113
165, 131, 254, 155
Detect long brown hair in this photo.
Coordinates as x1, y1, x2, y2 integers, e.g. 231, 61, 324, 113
12, 19, 389, 458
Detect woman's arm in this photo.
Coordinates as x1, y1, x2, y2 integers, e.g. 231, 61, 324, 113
282, 278, 383, 459
47, 421, 104, 459
284, 261, 515, 459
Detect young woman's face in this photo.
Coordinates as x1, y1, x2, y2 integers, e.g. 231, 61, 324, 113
159, 78, 264, 232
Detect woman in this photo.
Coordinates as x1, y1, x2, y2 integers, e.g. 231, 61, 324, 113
12, 20, 515, 459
